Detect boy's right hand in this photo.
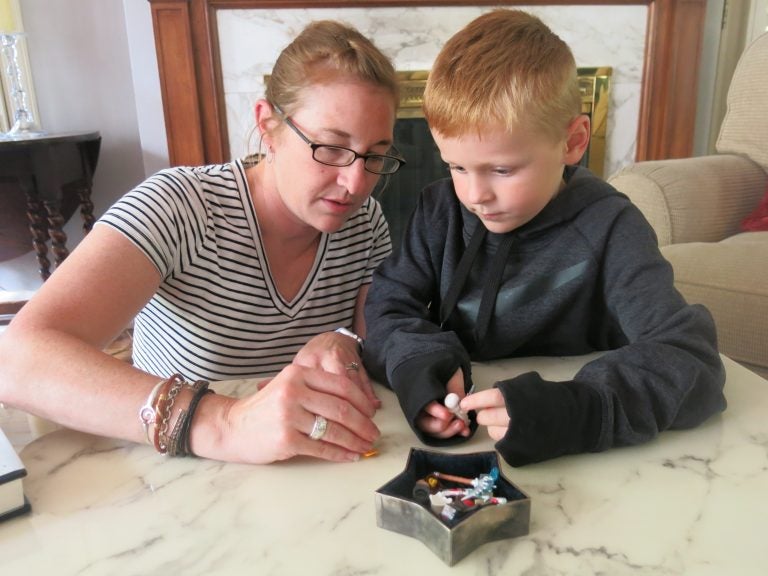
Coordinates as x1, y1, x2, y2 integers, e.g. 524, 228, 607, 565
415, 369, 471, 439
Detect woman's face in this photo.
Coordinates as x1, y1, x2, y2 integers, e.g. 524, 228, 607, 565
270, 80, 397, 234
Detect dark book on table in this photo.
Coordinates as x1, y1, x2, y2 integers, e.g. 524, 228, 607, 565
0, 425, 30, 522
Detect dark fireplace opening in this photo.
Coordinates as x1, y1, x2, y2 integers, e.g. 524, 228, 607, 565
379, 117, 448, 249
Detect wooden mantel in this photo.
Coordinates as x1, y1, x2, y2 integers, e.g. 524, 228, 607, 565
148, 0, 707, 167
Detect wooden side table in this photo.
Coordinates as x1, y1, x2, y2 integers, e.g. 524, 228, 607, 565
0, 131, 101, 280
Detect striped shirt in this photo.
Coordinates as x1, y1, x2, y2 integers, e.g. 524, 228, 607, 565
98, 159, 391, 381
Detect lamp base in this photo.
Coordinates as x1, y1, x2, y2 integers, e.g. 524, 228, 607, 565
1, 123, 46, 140
0, 32, 43, 140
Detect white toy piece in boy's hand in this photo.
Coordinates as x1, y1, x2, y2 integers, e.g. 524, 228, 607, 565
444, 392, 470, 425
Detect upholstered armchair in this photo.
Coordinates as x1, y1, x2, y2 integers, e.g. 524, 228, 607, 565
608, 32, 768, 379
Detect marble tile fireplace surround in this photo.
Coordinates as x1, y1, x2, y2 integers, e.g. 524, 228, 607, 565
149, 0, 706, 181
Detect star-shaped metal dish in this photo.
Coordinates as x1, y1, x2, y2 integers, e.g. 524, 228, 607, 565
375, 448, 530, 565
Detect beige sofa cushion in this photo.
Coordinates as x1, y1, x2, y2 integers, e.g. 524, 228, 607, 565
609, 155, 766, 246
717, 33, 768, 172
661, 232, 768, 372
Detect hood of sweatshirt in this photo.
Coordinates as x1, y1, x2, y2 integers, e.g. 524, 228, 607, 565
441, 165, 627, 349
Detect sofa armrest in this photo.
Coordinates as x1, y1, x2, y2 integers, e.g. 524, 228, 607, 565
608, 154, 766, 246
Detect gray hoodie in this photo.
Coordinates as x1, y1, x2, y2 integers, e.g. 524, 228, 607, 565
364, 166, 726, 466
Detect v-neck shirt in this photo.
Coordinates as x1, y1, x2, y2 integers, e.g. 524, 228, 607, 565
98, 159, 391, 380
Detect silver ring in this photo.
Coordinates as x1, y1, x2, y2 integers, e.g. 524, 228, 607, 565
345, 361, 360, 372
309, 415, 328, 440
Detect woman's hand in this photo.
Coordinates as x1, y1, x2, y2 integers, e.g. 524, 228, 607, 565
415, 368, 471, 439
206, 364, 380, 464
459, 388, 510, 441
292, 331, 381, 409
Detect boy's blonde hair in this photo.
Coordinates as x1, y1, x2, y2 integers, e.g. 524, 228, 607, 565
266, 20, 399, 115
423, 10, 581, 141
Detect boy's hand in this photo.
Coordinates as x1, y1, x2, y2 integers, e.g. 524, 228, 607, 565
415, 369, 471, 439
459, 389, 510, 441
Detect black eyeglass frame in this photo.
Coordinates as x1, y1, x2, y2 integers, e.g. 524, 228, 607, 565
272, 104, 406, 176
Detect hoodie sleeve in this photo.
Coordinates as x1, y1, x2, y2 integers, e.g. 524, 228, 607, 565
363, 192, 476, 445
493, 204, 726, 466
493, 373, 602, 466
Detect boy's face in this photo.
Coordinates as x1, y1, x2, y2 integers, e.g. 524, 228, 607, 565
433, 121, 586, 234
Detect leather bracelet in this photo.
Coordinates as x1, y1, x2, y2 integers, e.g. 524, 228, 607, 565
163, 380, 211, 457
179, 382, 213, 457
166, 406, 189, 457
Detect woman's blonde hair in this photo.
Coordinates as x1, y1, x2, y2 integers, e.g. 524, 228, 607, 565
266, 20, 399, 115
423, 10, 581, 141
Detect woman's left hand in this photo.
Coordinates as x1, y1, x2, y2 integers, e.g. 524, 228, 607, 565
292, 331, 381, 410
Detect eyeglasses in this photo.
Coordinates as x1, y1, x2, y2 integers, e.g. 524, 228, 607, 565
273, 105, 406, 176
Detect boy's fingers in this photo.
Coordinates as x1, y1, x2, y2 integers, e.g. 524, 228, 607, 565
487, 426, 508, 441
460, 388, 505, 412
416, 410, 464, 438
474, 406, 510, 428
421, 400, 452, 420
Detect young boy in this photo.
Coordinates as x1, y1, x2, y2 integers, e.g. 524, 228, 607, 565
362, 9, 726, 466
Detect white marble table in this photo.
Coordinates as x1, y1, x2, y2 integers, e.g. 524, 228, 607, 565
2, 355, 767, 575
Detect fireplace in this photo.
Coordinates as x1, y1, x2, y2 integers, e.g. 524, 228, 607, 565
381, 67, 611, 248
148, 1, 707, 177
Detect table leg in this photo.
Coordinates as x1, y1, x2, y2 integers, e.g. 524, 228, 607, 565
44, 201, 70, 269
78, 185, 95, 233
25, 195, 51, 280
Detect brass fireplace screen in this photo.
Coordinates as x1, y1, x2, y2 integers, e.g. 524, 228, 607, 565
395, 67, 612, 178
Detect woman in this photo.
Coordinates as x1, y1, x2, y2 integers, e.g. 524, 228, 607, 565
0, 21, 404, 464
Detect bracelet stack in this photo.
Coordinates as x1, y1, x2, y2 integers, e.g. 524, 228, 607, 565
138, 374, 213, 457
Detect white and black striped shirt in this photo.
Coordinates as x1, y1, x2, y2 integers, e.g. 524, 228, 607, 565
98, 159, 391, 381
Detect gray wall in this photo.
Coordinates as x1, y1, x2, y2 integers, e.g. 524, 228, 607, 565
0, 0, 168, 292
